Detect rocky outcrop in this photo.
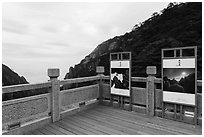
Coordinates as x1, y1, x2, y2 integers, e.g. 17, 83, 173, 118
2, 64, 29, 86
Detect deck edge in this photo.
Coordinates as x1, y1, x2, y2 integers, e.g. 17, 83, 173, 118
2, 116, 51, 135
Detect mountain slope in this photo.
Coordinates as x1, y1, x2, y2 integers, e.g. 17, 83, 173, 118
2, 64, 29, 86
65, 2, 202, 81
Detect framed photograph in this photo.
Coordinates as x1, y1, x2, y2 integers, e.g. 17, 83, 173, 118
162, 57, 196, 105
110, 53, 131, 96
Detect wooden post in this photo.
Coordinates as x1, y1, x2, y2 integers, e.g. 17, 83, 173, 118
48, 68, 60, 122
96, 66, 104, 105
146, 66, 156, 116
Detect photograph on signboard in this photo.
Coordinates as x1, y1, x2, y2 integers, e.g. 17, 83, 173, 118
162, 57, 196, 105
110, 59, 130, 96
111, 68, 129, 90
163, 68, 195, 94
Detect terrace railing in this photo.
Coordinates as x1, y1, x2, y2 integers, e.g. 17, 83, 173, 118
2, 66, 202, 135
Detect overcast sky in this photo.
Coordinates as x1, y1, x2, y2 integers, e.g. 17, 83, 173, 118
2, 2, 169, 83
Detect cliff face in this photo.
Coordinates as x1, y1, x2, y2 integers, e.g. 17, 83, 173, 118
2, 64, 29, 86
65, 2, 202, 80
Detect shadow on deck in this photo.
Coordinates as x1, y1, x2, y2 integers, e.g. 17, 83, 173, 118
25, 105, 202, 135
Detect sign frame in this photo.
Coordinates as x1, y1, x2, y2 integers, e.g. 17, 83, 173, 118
161, 46, 197, 124
110, 52, 131, 97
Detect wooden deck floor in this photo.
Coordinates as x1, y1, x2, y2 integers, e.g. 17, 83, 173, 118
25, 105, 202, 135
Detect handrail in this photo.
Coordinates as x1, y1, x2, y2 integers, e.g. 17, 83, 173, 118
102, 76, 202, 86
2, 76, 100, 94
2, 82, 52, 94
2, 76, 201, 94
60, 75, 100, 85
102, 75, 110, 80
131, 77, 147, 82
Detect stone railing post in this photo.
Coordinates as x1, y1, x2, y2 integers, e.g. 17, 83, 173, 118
96, 66, 104, 105
48, 68, 60, 122
146, 66, 156, 116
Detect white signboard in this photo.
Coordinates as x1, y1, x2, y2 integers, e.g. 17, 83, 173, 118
163, 58, 195, 68
110, 60, 130, 96
163, 58, 196, 105
111, 61, 130, 68
163, 91, 195, 105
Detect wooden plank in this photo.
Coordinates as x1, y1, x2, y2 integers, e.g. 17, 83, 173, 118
57, 120, 89, 135
97, 106, 149, 123
60, 76, 100, 85
51, 123, 75, 135
38, 127, 55, 135
88, 108, 179, 135
24, 131, 34, 135
97, 106, 201, 134
45, 124, 65, 135
76, 112, 129, 134
63, 118, 104, 135
73, 113, 125, 135
2, 82, 51, 93
107, 105, 196, 131
65, 118, 108, 134
87, 109, 162, 134
83, 111, 151, 135
61, 84, 99, 106
65, 116, 109, 134
31, 129, 45, 135
70, 113, 125, 135
22, 105, 201, 135
97, 105, 200, 133
5, 104, 202, 135
54, 121, 77, 134
79, 111, 141, 134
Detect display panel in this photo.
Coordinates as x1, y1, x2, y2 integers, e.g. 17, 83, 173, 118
110, 60, 130, 96
163, 58, 196, 105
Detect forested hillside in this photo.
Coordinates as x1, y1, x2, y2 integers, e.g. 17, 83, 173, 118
64, 2, 202, 80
